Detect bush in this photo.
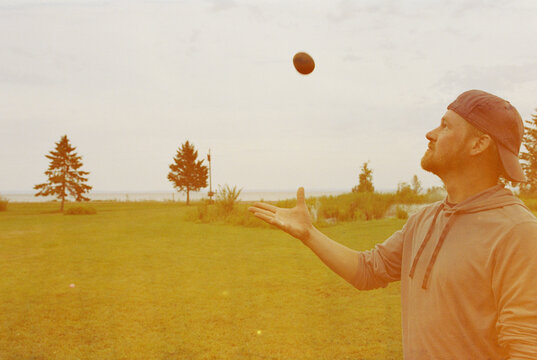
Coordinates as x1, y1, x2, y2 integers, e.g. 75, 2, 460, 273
396, 206, 408, 219
274, 198, 296, 208
216, 184, 242, 215
196, 199, 210, 221
0, 195, 8, 212
64, 205, 97, 215
185, 188, 439, 228
395, 182, 425, 204
184, 200, 271, 228
317, 192, 396, 223
424, 186, 446, 203
225, 203, 272, 228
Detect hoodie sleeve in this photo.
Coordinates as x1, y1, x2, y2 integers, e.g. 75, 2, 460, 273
352, 218, 410, 290
492, 221, 537, 359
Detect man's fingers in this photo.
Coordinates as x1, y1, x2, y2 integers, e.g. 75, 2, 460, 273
252, 212, 272, 223
248, 207, 273, 218
252, 212, 285, 228
251, 201, 278, 213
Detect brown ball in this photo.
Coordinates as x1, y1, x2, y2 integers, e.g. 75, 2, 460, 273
293, 52, 315, 75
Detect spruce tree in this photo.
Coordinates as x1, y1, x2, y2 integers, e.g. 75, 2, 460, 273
352, 161, 374, 193
411, 174, 422, 194
34, 135, 92, 211
520, 109, 537, 194
168, 141, 208, 205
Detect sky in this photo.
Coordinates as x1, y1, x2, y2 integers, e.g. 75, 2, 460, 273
2, 0, 537, 194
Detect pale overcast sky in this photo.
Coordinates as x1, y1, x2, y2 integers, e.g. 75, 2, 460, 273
1, 0, 537, 193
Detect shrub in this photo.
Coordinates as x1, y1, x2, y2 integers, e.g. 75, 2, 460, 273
225, 203, 271, 228
0, 195, 8, 212
317, 192, 396, 222
274, 198, 296, 208
64, 205, 97, 215
184, 200, 271, 228
395, 182, 423, 204
396, 206, 408, 219
424, 186, 447, 203
196, 199, 210, 221
216, 184, 242, 215
185, 188, 437, 228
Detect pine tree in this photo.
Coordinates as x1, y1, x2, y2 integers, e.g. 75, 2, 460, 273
520, 109, 537, 194
411, 174, 422, 195
34, 135, 92, 211
352, 161, 374, 193
168, 141, 208, 205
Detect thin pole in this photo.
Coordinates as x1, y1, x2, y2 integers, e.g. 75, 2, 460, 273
208, 149, 213, 201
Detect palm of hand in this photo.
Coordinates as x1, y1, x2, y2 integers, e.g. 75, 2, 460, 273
248, 187, 312, 241
273, 205, 311, 239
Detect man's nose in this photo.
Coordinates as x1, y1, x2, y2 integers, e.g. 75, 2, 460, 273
425, 129, 436, 142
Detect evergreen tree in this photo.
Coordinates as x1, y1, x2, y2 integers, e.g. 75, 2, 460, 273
34, 135, 92, 211
520, 109, 537, 194
411, 174, 422, 195
352, 161, 374, 193
168, 141, 208, 205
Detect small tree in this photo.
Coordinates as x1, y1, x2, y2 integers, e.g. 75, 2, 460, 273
353, 161, 374, 193
168, 140, 208, 205
520, 109, 537, 195
411, 174, 422, 195
34, 135, 92, 211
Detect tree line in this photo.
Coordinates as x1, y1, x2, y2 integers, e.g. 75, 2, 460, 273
29, 109, 537, 212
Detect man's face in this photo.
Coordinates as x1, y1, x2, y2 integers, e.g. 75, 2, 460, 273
421, 110, 474, 178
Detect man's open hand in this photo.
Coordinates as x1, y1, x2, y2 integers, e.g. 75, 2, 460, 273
248, 187, 313, 242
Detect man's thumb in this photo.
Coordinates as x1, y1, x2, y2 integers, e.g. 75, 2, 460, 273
297, 187, 306, 207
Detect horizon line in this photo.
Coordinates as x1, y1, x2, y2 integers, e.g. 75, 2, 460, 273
1, 187, 401, 195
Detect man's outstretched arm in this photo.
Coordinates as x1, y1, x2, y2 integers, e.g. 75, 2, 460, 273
248, 187, 401, 288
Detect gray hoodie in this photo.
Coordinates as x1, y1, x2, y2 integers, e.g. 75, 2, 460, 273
353, 185, 537, 359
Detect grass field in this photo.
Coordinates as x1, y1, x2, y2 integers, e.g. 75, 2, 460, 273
1, 202, 405, 359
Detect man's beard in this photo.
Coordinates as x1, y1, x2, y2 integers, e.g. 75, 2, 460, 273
421, 148, 461, 179
421, 149, 437, 174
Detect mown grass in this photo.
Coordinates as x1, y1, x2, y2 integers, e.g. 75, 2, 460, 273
1, 202, 404, 359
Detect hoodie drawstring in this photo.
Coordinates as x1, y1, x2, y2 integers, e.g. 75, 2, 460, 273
407, 185, 524, 290
408, 204, 444, 280
408, 203, 462, 290
421, 213, 459, 289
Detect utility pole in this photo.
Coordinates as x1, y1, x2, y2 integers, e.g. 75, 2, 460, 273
207, 149, 214, 202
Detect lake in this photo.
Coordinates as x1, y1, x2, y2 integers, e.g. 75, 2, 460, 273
3, 189, 347, 203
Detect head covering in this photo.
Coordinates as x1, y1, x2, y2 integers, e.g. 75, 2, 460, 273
447, 89, 526, 182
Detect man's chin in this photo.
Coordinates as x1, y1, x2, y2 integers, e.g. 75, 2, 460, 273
421, 154, 437, 175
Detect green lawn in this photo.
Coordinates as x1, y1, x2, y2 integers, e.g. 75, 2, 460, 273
0, 202, 405, 359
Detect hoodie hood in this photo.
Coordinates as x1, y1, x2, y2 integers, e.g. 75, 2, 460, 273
443, 184, 525, 215
409, 185, 527, 289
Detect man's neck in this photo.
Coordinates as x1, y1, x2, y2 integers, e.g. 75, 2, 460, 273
443, 175, 499, 204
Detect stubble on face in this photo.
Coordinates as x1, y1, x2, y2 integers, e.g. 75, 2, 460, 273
420, 144, 440, 175
420, 111, 474, 178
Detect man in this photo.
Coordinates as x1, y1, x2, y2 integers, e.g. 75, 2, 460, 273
248, 90, 537, 359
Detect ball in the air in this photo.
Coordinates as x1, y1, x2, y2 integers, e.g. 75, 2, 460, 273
293, 52, 315, 75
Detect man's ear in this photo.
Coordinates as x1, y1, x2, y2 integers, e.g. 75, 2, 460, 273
469, 134, 494, 156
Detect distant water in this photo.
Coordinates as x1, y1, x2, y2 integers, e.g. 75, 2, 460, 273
3, 190, 347, 203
